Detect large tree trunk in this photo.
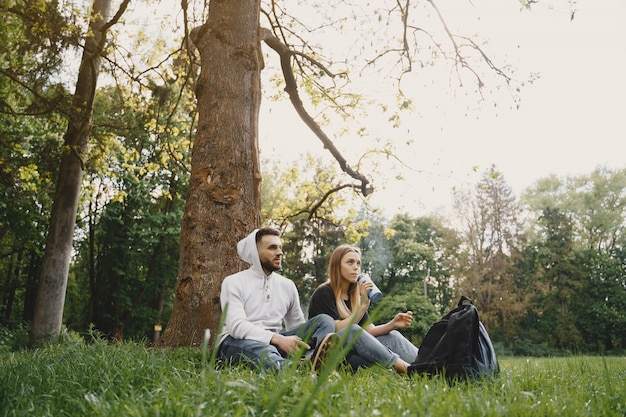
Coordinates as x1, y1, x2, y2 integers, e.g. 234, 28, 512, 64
29, 0, 113, 345
158, 0, 263, 347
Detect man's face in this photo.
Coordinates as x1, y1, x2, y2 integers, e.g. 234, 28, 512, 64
257, 234, 283, 275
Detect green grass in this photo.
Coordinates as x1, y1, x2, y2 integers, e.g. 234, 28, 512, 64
1, 335, 624, 417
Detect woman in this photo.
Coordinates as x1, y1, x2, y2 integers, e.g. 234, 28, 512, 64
308, 244, 419, 373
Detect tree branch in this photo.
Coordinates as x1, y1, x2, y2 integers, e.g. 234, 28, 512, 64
260, 27, 372, 197
287, 183, 362, 221
426, 0, 512, 92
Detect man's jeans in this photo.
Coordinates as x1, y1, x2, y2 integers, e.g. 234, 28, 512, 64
219, 314, 335, 371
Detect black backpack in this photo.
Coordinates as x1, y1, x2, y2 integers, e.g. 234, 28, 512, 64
408, 296, 499, 380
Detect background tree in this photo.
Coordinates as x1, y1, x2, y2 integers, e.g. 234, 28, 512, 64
65, 79, 192, 341
30, 0, 131, 345
380, 214, 459, 313
1, 0, 84, 330
519, 167, 626, 352
575, 248, 626, 351
524, 207, 585, 349
523, 168, 626, 252
454, 165, 525, 338
0, 105, 62, 326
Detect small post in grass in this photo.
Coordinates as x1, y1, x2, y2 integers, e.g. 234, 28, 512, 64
153, 323, 162, 344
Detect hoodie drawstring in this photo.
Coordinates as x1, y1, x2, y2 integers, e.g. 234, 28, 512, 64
264, 275, 271, 302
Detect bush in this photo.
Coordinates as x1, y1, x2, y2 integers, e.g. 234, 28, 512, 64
0, 324, 30, 352
369, 291, 439, 346
507, 337, 563, 357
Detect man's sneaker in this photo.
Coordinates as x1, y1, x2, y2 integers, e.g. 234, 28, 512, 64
310, 333, 340, 373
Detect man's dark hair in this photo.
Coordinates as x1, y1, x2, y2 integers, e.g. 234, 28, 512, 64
255, 226, 281, 243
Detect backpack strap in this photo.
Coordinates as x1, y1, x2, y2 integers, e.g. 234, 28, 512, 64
458, 295, 473, 307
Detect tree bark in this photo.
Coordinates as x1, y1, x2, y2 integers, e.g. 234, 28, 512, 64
158, 0, 263, 347
29, 0, 113, 345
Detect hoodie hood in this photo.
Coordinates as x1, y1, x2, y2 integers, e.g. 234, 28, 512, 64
237, 229, 264, 277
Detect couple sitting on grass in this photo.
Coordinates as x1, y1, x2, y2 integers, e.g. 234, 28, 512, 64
218, 227, 418, 374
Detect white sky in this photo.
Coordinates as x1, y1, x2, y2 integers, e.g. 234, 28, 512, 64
258, 0, 626, 219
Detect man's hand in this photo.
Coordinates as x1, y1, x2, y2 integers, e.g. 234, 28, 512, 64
270, 333, 310, 354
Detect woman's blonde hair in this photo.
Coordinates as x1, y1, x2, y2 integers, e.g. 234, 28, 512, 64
327, 244, 362, 319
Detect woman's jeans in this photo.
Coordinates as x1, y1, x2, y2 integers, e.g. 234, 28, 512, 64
219, 314, 336, 371
376, 330, 419, 362
339, 324, 418, 371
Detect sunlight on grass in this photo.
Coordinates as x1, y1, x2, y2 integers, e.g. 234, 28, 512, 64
1, 338, 624, 416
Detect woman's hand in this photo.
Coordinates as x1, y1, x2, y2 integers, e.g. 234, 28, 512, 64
358, 279, 373, 298
366, 310, 413, 337
391, 311, 413, 329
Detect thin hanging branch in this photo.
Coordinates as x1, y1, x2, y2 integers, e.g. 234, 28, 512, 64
260, 27, 372, 197
426, 0, 512, 92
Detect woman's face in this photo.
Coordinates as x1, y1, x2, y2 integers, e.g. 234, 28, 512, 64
340, 250, 361, 284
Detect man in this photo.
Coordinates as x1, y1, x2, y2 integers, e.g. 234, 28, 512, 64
218, 227, 338, 371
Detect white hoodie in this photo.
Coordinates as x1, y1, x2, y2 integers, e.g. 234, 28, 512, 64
218, 229, 305, 346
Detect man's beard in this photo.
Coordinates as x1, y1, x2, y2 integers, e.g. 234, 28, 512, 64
261, 259, 280, 273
